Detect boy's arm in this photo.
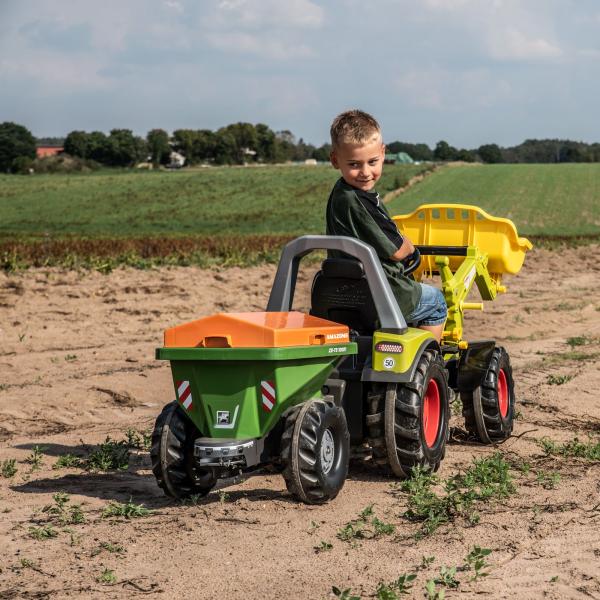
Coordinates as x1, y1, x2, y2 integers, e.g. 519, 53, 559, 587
390, 236, 415, 261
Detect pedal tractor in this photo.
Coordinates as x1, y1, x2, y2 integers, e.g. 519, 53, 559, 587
151, 204, 531, 503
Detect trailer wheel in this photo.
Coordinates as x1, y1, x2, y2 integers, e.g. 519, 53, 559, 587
461, 346, 514, 444
367, 349, 449, 477
150, 401, 216, 499
281, 399, 350, 504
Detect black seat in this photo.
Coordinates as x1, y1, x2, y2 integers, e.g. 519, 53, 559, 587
310, 258, 379, 335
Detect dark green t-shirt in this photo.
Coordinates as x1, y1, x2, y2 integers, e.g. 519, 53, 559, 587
325, 177, 421, 318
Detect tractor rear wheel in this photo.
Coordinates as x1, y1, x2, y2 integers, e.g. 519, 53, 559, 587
281, 399, 350, 504
461, 346, 515, 444
367, 349, 449, 477
150, 401, 216, 499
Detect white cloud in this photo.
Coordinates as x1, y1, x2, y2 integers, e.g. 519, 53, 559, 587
215, 0, 324, 29
204, 31, 315, 60
489, 28, 562, 61
395, 67, 512, 111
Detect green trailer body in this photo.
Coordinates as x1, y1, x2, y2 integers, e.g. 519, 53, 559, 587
156, 343, 357, 440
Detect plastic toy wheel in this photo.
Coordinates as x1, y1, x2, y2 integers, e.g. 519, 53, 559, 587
367, 349, 449, 477
461, 346, 515, 444
281, 399, 350, 504
150, 401, 216, 498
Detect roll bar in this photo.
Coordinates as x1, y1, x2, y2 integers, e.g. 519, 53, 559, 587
266, 235, 408, 333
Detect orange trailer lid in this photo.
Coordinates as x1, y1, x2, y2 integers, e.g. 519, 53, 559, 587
163, 311, 350, 349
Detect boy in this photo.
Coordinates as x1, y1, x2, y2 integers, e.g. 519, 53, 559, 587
326, 109, 447, 342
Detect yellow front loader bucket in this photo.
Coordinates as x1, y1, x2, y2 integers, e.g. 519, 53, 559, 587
393, 204, 532, 277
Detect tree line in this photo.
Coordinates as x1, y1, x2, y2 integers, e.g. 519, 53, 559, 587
3, 119, 600, 173
388, 139, 600, 164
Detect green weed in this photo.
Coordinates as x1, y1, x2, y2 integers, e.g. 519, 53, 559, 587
42, 492, 85, 525
464, 546, 492, 581
313, 540, 333, 554
102, 499, 152, 519
28, 525, 58, 540
450, 394, 463, 416
85, 437, 129, 471
124, 428, 151, 451
336, 505, 395, 543
92, 541, 125, 556
420, 555, 435, 570
424, 580, 445, 600
435, 566, 459, 588
539, 436, 600, 461
546, 374, 574, 385
25, 445, 47, 471
566, 335, 588, 347
97, 568, 117, 585
375, 574, 417, 598
536, 470, 561, 489
53, 454, 82, 469
1, 458, 17, 478
332, 587, 361, 600
397, 453, 515, 537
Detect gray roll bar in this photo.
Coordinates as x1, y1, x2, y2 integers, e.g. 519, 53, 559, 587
266, 235, 408, 333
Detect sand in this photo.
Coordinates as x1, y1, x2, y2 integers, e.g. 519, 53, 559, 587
1, 246, 599, 599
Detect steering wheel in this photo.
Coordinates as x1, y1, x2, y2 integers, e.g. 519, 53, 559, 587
402, 247, 421, 276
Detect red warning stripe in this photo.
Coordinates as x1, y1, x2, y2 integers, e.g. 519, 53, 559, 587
176, 380, 193, 411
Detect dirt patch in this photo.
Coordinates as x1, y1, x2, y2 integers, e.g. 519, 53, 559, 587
1, 248, 599, 599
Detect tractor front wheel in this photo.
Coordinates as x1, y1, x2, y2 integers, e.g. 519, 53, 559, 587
461, 346, 515, 444
150, 401, 216, 499
367, 349, 449, 477
281, 399, 350, 504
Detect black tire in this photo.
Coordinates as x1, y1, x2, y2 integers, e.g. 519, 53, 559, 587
281, 399, 350, 504
150, 401, 216, 498
367, 349, 449, 477
461, 346, 514, 443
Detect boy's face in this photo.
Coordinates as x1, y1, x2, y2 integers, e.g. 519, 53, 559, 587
330, 136, 385, 192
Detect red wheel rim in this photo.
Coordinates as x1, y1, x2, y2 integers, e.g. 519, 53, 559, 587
498, 368, 509, 418
423, 378, 441, 448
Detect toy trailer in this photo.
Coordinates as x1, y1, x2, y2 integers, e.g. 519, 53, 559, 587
154, 311, 357, 503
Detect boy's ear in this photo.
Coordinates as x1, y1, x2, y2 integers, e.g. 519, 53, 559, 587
330, 150, 339, 169
381, 143, 386, 156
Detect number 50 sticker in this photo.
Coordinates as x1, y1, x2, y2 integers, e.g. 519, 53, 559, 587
383, 357, 395, 369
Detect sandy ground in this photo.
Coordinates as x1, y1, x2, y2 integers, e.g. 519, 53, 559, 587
1, 246, 599, 599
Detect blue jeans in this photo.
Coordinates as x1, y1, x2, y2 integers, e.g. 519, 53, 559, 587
406, 283, 447, 326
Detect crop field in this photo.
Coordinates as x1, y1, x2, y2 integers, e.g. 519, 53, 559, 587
0, 163, 429, 269
387, 163, 600, 237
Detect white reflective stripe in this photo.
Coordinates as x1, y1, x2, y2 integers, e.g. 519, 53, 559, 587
262, 380, 276, 398
262, 396, 274, 410
178, 381, 189, 397
182, 395, 193, 409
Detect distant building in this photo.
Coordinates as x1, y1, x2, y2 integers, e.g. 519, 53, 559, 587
304, 158, 317, 166
36, 146, 64, 159
168, 151, 186, 168
384, 152, 414, 165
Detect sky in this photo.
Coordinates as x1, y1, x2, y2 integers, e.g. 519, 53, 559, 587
1, 0, 599, 148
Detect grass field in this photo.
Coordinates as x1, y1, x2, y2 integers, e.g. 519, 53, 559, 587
387, 163, 600, 237
0, 163, 429, 270
2, 162, 599, 270
0, 164, 428, 238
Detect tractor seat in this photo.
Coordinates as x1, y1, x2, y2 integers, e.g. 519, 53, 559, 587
310, 258, 379, 335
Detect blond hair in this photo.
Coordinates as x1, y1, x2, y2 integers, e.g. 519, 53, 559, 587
330, 109, 382, 148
